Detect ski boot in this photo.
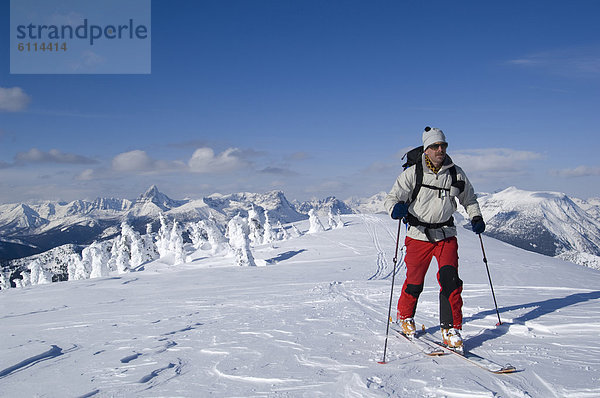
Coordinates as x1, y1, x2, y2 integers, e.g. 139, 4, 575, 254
398, 317, 416, 337
441, 327, 463, 353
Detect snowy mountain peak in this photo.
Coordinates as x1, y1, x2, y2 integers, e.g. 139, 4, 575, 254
0, 203, 48, 233
345, 191, 387, 214
202, 190, 305, 223
479, 187, 600, 257
135, 185, 186, 211
295, 196, 355, 215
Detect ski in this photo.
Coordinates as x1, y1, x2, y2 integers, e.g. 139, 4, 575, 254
419, 333, 517, 374
390, 324, 445, 357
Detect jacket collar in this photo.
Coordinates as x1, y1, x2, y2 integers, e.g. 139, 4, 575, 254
421, 154, 455, 174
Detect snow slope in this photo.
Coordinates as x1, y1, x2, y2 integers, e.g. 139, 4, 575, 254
1, 215, 599, 397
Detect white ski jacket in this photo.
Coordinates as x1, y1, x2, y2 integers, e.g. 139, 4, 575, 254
384, 154, 482, 242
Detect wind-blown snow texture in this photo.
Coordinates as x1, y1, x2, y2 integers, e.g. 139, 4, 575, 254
1, 215, 599, 397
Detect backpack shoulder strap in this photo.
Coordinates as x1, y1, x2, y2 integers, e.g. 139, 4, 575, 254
411, 158, 423, 202
449, 165, 457, 185
448, 165, 465, 194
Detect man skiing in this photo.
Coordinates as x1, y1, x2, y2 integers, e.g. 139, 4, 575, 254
384, 126, 485, 350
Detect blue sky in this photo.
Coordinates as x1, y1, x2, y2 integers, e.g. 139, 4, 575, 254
1, 0, 599, 204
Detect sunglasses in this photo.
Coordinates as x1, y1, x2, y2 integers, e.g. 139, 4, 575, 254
428, 142, 448, 150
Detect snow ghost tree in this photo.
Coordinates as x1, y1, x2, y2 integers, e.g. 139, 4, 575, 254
262, 212, 276, 244
121, 222, 143, 267
327, 209, 336, 230
73, 249, 92, 280
277, 221, 290, 240
107, 239, 119, 273
188, 221, 210, 250
28, 260, 52, 285
13, 270, 31, 288
328, 209, 344, 229
169, 221, 187, 265
156, 212, 171, 258
115, 234, 131, 274
87, 241, 110, 279
66, 253, 81, 281
121, 222, 157, 267
227, 215, 257, 267
0, 270, 11, 290
142, 223, 160, 263
334, 209, 344, 229
308, 209, 325, 234
201, 215, 229, 255
247, 205, 264, 245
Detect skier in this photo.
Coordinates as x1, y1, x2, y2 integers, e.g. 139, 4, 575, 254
384, 126, 485, 350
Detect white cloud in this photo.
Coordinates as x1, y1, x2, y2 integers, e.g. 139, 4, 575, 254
112, 150, 158, 172
76, 168, 96, 181
188, 147, 249, 173
0, 87, 31, 112
111, 150, 186, 173
15, 148, 97, 165
451, 148, 543, 173
507, 46, 600, 78
551, 166, 600, 178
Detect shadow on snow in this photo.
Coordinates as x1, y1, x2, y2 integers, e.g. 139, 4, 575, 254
463, 290, 600, 350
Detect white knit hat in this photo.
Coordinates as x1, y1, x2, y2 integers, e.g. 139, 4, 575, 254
422, 126, 446, 149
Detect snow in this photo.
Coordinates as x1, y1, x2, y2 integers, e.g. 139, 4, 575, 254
1, 214, 600, 397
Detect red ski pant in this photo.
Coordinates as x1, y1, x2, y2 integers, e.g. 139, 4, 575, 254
397, 236, 463, 329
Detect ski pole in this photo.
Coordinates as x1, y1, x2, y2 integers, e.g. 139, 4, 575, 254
478, 234, 502, 326
378, 219, 403, 364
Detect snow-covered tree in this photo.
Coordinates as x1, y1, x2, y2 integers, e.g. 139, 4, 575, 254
202, 215, 229, 255
87, 242, 110, 279
141, 224, 160, 263
277, 221, 290, 240
308, 209, 325, 234
107, 239, 119, 272
328, 209, 344, 229
334, 209, 344, 229
156, 212, 171, 258
29, 260, 52, 285
263, 212, 276, 244
73, 250, 92, 280
227, 215, 257, 267
115, 235, 131, 274
121, 222, 157, 267
328, 209, 336, 230
188, 221, 209, 250
14, 270, 31, 288
247, 206, 264, 245
0, 270, 11, 290
169, 221, 187, 264
66, 252, 81, 281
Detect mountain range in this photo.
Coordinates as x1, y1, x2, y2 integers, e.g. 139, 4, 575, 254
1, 185, 599, 270
0, 186, 306, 262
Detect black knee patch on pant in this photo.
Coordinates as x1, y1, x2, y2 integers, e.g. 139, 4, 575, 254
439, 265, 462, 298
439, 265, 462, 329
405, 283, 423, 299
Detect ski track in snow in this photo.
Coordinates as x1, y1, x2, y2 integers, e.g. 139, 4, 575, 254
1, 214, 600, 397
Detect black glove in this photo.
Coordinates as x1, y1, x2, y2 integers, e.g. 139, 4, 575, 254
471, 216, 485, 234
391, 202, 409, 220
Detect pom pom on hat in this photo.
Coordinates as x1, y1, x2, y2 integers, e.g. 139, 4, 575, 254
422, 126, 446, 150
